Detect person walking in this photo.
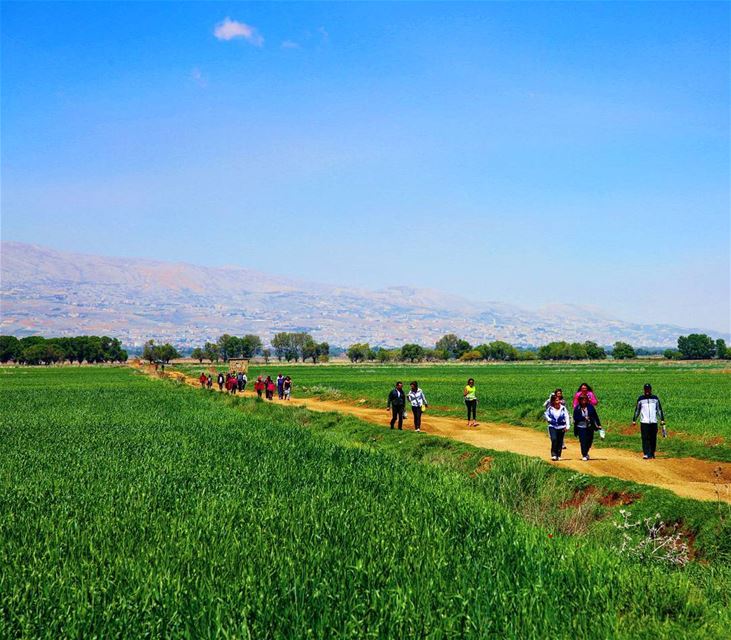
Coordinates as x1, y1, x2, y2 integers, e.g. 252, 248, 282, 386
463, 378, 479, 427
217, 372, 225, 391
254, 376, 265, 398
240, 372, 247, 392
237, 371, 245, 392
265, 376, 275, 401
632, 383, 666, 459
277, 374, 285, 400
407, 381, 428, 432
206, 374, 213, 389
572, 383, 598, 408
199, 372, 207, 388
543, 388, 568, 450
573, 393, 602, 461
387, 381, 407, 430
544, 394, 571, 461
283, 376, 292, 400
543, 387, 566, 409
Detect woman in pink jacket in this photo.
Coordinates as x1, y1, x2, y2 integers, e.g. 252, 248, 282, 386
572, 382, 598, 408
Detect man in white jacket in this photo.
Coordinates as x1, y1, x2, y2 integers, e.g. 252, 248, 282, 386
632, 383, 666, 459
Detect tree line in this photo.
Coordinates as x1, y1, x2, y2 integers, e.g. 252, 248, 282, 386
3, 331, 727, 366
0, 335, 128, 364
345, 333, 731, 362
188, 332, 329, 364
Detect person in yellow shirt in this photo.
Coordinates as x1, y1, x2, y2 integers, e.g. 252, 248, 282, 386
463, 378, 479, 427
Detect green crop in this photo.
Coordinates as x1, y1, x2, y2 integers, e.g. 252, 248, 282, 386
1, 367, 730, 638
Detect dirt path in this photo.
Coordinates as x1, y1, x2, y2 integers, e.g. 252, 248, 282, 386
135, 364, 731, 504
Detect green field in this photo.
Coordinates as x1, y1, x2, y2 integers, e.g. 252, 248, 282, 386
178, 361, 731, 461
2, 366, 731, 638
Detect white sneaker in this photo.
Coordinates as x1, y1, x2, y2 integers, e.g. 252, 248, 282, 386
582, 456, 589, 461
551, 456, 557, 461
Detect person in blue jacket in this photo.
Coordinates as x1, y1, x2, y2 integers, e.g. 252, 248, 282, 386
544, 394, 571, 461
573, 393, 602, 461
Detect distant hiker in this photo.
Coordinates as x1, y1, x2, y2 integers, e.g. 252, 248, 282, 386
632, 383, 666, 460
283, 376, 292, 400
226, 374, 236, 395
463, 378, 478, 427
277, 374, 285, 400
572, 382, 598, 408
240, 372, 247, 392
254, 376, 265, 398
217, 372, 225, 391
206, 374, 213, 389
544, 394, 570, 461
543, 387, 566, 409
387, 381, 407, 430
237, 371, 245, 392
407, 381, 428, 432
199, 372, 207, 388
265, 376, 275, 401
573, 393, 602, 461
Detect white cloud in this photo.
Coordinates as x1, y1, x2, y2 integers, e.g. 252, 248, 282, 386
213, 17, 264, 46
191, 66, 207, 87
281, 40, 300, 49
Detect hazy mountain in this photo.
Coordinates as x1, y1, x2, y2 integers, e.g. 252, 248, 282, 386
0, 242, 719, 349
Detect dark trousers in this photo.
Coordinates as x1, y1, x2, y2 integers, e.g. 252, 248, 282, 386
641, 423, 658, 457
549, 427, 565, 458
577, 427, 594, 457
390, 407, 404, 429
411, 406, 423, 429
465, 399, 477, 421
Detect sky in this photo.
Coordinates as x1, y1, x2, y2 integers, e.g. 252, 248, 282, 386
2, 1, 729, 333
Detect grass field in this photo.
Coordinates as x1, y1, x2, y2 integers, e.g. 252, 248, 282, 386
1, 366, 731, 638
178, 361, 731, 461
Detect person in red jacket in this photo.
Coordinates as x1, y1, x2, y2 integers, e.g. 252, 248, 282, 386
254, 376, 265, 398
199, 372, 207, 388
265, 376, 276, 401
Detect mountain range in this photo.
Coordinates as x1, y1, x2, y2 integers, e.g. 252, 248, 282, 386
0, 242, 720, 349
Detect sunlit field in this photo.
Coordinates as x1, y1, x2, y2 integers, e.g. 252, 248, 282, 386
2, 366, 730, 638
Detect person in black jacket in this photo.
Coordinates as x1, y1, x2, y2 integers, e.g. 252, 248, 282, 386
387, 381, 406, 430
573, 393, 602, 461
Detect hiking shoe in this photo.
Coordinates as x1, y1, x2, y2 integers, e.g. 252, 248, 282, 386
582, 456, 589, 461
551, 456, 557, 461
556, 457, 561, 461
642, 455, 649, 459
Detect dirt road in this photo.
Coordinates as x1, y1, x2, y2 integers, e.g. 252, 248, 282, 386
137, 364, 731, 504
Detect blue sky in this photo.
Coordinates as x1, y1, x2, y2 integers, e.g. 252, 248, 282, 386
2, 1, 729, 332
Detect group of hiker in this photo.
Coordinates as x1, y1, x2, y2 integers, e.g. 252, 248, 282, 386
542, 382, 665, 461
387, 378, 667, 462
198, 370, 292, 401
253, 374, 292, 401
